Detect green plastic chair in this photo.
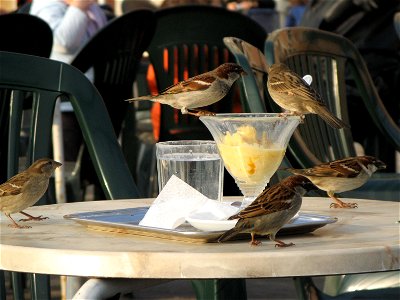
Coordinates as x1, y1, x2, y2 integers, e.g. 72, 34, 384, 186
0, 51, 140, 300
264, 27, 400, 166
0, 13, 53, 185
264, 27, 400, 200
264, 28, 400, 300
0, 14, 53, 300
146, 4, 267, 141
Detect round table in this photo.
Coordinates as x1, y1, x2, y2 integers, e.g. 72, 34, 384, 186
0, 197, 399, 278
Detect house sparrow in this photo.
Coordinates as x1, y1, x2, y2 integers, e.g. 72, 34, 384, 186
267, 63, 349, 129
285, 156, 386, 208
0, 158, 62, 228
218, 175, 316, 246
126, 63, 246, 116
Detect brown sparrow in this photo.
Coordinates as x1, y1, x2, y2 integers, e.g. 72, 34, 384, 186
267, 63, 349, 129
286, 156, 386, 208
0, 158, 62, 229
127, 63, 246, 116
218, 175, 316, 246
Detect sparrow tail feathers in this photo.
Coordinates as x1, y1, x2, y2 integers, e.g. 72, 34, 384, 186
318, 108, 349, 129
218, 227, 239, 243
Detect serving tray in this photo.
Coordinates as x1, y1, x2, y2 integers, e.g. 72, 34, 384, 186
64, 207, 337, 243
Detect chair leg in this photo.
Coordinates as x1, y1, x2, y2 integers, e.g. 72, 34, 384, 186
30, 273, 51, 300
191, 279, 247, 300
293, 276, 321, 300
0, 270, 6, 300
11, 272, 24, 300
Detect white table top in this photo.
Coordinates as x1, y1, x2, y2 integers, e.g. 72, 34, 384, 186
0, 197, 399, 278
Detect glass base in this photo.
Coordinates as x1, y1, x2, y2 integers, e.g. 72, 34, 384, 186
237, 182, 268, 209
240, 196, 257, 209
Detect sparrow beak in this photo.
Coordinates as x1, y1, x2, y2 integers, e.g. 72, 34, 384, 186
374, 159, 386, 170
241, 70, 248, 76
54, 161, 62, 168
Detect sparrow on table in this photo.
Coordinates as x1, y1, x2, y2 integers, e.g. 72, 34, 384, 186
0, 158, 62, 229
267, 63, 349, 129
285, 156, 386, 208
126, 63, 246, 116
218, 175, 316, 247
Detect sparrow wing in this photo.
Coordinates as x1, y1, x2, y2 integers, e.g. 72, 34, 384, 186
0, 172, 30, 196
293, 157, 364, 178
269, 70, 324, 105
160, 74, 215, 95
229, 184, 294, 220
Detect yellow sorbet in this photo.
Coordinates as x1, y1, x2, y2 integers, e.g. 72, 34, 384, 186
217, 125, 285, 183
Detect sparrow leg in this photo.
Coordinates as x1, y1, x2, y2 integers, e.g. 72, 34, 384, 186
187, 109, 216, 117
278, 111, 305, 123
328, 192, 358, 208
19, 211, 49, 222
274, 239, 295, 248
249, 233, 262, 246
5, 213, 31, 229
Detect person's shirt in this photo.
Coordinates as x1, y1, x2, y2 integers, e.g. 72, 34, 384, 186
285, 5, 306, 27
30, 0, 107, 64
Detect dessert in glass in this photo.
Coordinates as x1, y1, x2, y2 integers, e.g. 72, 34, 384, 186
200, 113, 300, 207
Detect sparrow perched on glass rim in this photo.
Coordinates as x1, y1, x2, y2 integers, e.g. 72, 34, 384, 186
267, 63, 349, 129
0, 158, 62, 228
285, 156, 386, 208
218, 175, 316, 247
126, 63, 247, 116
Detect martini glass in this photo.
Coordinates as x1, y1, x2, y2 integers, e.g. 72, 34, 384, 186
200, 113, 300, 208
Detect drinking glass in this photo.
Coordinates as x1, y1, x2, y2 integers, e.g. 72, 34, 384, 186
200, 113, 300, 207
156, 140, 224, 201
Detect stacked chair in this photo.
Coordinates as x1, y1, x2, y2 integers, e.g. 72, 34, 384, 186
68, 9, 156, 199
0, 51, 140, 300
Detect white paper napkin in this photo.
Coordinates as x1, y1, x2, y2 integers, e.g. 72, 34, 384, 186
139, 175, 238, 229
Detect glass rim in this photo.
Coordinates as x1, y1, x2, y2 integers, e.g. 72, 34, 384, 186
156, 140, 216, 146
199, 113, 301, 120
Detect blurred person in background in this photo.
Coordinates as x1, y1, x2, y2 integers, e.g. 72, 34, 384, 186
30, 0, 108, 65
285, 0, 308, 26
225, 0, 275, 12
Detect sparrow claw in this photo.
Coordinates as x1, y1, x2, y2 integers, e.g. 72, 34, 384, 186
274, 239, 295, 248
8, 223, 31, 229
19, 215, 49, 222
249, 240, 262, 246
330, 202, 358, 209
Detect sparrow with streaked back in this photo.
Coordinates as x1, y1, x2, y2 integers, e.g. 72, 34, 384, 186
218, 175, 316, 246
267, 63, 349, 129
0, 158, 62, 228
285, 156, 386, 208
126, 63, 247, 116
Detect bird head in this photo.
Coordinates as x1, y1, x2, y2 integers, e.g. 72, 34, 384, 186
361, 156, 386, 174
29, 158, 62, 177
281, 175, 317, 195
216, 63, 247, 81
